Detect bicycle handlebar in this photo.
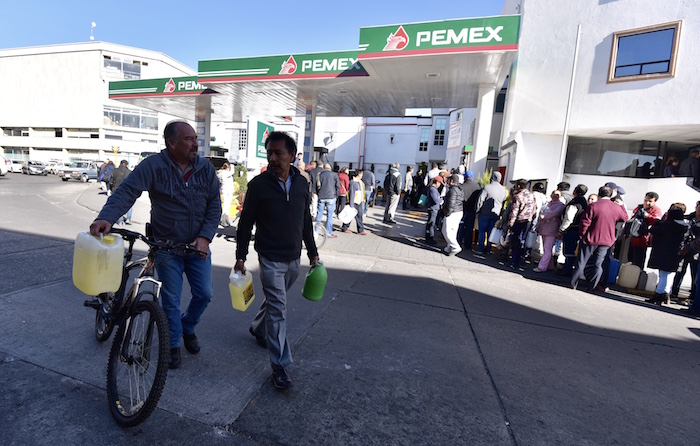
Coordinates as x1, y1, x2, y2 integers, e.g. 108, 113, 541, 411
108, 227, 206, 256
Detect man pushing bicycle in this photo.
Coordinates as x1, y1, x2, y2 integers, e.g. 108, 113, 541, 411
90, 120, 221, 369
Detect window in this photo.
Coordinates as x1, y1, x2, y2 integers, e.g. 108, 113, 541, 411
419, 128, 429, 151
564, 136, 697, 178
238, 129, 247, 151
3, 127, 28, 137
103, 55, 141, 80
608, 21, 681, 83
433, 118, 447, 146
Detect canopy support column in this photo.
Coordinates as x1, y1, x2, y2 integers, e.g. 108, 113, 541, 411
303, 102, 317, 163
471, 84, 497, 176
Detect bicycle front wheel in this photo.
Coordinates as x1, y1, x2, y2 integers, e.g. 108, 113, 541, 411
106, 298, 169, 427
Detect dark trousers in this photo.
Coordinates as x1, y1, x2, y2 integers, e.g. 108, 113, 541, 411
336, 195, 347, 217
425, 208, 438, 240
628, 245, 647, 268
561, 229, 580, 274
572, 244, 610, 290
341, 202, 364, 233
477, 215, 499, 253
458, 211, 477, 248
510, 221, 529, 267
672, 255, 698, 297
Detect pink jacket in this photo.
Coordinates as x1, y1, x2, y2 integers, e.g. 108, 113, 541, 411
537, 200, 565, 236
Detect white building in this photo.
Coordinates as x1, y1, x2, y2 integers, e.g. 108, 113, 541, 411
499, 0, 700, 210
0, 42, 193, 165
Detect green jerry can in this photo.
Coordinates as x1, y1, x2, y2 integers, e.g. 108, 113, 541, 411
302, 262, 327, 301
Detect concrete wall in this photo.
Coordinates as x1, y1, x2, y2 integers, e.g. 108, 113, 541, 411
504, 0, 700, 138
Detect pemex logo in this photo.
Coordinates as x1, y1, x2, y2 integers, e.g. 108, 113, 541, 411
164, 78, 176, 93
262, 128, 270, 143
383, 25, 409, 51
279, 56, 297, 75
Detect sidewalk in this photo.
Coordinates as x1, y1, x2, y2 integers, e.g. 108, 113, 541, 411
2, 183, 700, 445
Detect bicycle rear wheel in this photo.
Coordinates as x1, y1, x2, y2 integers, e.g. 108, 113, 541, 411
95, 292, 116, 342
313, 221, 327, 249
106, 297, 169, 427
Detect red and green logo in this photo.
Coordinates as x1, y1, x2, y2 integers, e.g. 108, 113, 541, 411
383, 26, 409, 51
164, 78, 176, 93
279, 56, 297, 75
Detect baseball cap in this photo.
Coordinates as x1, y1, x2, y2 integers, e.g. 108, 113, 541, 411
466, 170, 474, 179
605, 182, 626, 195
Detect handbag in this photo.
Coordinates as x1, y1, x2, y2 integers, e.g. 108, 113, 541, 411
488, 227, 503, 245
418, 194, 428, 206
338, 205, 358, 224
525, 230, 538, 249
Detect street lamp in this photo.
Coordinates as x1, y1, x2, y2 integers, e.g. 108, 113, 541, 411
90, 22, 96, 41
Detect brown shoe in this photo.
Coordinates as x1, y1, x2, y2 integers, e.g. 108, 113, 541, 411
342, 229, 352, 233
358, 231, 368, 235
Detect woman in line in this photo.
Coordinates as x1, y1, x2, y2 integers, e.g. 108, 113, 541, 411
534, 190, 565, 272
647, 204, 688, 305
217, 162, 236, 227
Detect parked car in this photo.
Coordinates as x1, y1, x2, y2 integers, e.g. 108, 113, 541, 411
59, 161, 96, 181
46, 161, 71, 175
9, 159, 23, 173
71, 163, 99, 182
0, 155, 7, 176
22, 160, 48, 176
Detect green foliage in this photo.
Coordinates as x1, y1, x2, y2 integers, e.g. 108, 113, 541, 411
234, 164, 248, 194
477, 168, 493, 187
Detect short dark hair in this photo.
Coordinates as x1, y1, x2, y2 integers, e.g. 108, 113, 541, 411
598, 186, 613, 198
645, 191, 659, 201
264, 131, 297, 155
164, 120, 187, 149
557, 181, 570, 191
532, 182, 545, 193
574, 184, 588, 196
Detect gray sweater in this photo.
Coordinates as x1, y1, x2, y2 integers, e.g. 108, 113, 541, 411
96, 149, 221, 244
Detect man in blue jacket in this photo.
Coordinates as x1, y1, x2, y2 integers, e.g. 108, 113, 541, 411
235, 131, 320, 391
90, 121, 222, 369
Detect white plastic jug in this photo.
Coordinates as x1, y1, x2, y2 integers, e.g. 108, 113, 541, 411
617, 262, 641, 289
72, 231, 124, 295
229, 269, 255, 312
645, 271, 659, 292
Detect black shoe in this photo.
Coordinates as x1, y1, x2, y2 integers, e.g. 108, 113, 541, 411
249, 327, 267, 348
272, 368, 294, 390
183, 332, 200, 354
169, 347, 181, 369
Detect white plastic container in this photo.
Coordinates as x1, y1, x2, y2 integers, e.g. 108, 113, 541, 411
229, 269, 255, 312
617, 262, 641, 289
72, 231, 124, 295
645, 271, 659, 292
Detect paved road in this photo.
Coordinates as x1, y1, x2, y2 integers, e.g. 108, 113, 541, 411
1, 175, 700, 445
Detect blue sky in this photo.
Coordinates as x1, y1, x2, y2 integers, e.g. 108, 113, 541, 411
1, 0, 504, 69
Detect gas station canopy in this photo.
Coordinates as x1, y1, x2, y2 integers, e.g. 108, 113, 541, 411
108, 15, 520, 122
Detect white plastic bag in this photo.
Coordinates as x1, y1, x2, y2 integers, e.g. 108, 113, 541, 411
338, 205, 358, 224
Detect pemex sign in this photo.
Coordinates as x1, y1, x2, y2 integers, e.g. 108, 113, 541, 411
358, 15, 520, 59
109, 76, 214, 99
198, 50, 368, 83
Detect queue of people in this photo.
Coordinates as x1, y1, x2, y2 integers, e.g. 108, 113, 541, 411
88, 131, 700, 396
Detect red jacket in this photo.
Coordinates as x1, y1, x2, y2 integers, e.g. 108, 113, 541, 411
338, 172, 350, 195
630, 204, 662, 247
579, 198, 629, 247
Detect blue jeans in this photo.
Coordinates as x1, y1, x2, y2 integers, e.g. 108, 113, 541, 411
510, 221, 529, 267
425, 208, 438, 240
252, 255, 301, 370
156, 250, 214, 349
477, 215, 499, 253
316, 198, 336, 235
458, 211, 477, 248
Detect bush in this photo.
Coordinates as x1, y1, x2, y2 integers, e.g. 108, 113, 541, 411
234, 165, 248, 194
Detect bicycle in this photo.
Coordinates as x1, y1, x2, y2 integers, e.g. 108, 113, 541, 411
83, 225, 203, 427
